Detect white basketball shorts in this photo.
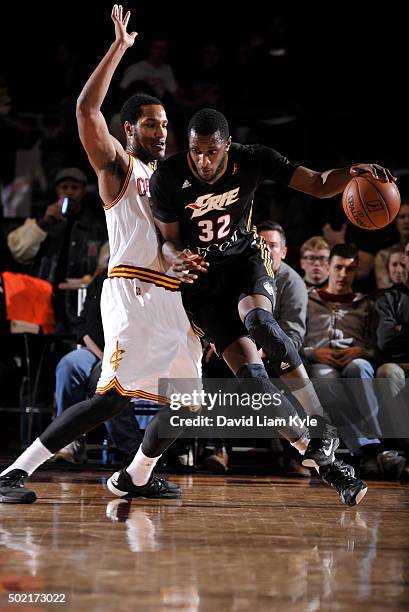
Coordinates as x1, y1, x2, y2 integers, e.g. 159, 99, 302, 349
96, 277, 202, 402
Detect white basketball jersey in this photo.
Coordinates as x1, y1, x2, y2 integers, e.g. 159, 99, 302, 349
103, 154, 164, 273
97, 154, 202, 399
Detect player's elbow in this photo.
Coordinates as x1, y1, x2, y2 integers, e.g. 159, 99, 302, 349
76, 98, 87, 121
76, 95, 95, 119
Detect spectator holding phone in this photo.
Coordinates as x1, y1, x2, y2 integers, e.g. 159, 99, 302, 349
7, 167, 108, 330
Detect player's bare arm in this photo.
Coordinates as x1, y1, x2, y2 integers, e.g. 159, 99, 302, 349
154, 218, 208, 282
289, 163, 397, 199
76, 4, 138, 204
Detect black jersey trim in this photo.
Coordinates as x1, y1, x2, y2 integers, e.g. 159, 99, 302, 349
184, 309, 205, 338
254, 230, 274, 278
109, 265, 181, 291
103, 155, 134, 211
246, 201, 254, 232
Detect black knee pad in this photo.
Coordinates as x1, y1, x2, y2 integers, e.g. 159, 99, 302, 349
243, 308, 301, 372
236, 363, 269, 380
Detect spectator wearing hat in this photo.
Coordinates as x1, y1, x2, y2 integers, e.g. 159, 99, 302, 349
7, 167, 107, 331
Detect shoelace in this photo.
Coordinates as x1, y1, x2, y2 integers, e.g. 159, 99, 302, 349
151, 476, 170, 492
0, 472, 26, 487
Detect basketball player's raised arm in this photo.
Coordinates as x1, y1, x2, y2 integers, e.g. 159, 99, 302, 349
76, 5, 137, 174
288, 163, 396, 199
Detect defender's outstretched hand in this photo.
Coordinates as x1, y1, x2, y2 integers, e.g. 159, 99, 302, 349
111, 4, 138, 47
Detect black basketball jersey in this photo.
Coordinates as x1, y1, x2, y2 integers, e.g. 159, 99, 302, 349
150, 143, 299, 260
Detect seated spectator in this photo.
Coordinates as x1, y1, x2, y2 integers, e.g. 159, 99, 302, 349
303, 243, 406, 478
258, 221, 307, 353
53, 270, 143, 463
385, 244, 408, 286
375, 201, 409, 288
322, 217, 401, 294
299, 235, 330, 289
7, 167, 107, 331
375, 240, 409, 445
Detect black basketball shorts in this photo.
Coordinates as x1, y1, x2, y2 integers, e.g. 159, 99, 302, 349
182, 241, 276, 355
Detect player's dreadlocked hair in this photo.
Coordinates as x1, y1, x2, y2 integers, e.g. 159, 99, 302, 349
187, 108, 229, 140
120, 93, 163, 126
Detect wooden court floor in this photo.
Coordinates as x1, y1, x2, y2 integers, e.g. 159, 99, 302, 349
0, 470, 408, 611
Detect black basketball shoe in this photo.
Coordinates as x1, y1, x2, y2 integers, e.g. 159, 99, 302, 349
107, 469, 181, 499
320, 460, 368, 506
0, 469, 37, 504
302, 416, 339, 468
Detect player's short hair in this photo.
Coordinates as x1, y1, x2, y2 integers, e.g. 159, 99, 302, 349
257, 220, 286, 247
300, 236, 330, 257
120, 93, 163, 126
187, 108, 229, 141
329, 243, 358, 263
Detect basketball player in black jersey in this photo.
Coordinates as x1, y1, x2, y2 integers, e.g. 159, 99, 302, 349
151, 108, 395, 505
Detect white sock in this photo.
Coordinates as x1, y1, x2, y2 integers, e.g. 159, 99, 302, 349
291, 432, 310, 455
126, 446, 161, 486
0, 438, 54, 476
292, 380, 324, 417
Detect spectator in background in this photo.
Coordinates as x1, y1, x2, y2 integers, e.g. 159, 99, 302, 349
322, 201, 408, 294
6, 167, 107, 331
299, 235, 330, 289
375, 240, 409, 448
183, 43, 224, 110
304, 243, 406, 478
0, 75, 41, 217
258, 221, 307, 351
374, 201, 409, 289
119, 39, 180, 102
384, 244, 408, 286
0, 74, 16, 202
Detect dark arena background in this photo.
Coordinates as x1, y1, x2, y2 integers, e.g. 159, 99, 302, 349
0, 2, 408, 610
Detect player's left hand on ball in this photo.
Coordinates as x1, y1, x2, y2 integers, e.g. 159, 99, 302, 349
350, 163, 397, 183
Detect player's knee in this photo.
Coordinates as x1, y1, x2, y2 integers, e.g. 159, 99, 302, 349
236, 363, 269, 380
244, 308, 288, 360
91, 390, 130, 418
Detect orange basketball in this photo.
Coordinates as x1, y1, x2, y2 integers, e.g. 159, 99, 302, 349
342, 176, 401, 230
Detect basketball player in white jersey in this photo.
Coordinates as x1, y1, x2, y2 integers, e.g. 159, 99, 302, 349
0, 4, 204, 504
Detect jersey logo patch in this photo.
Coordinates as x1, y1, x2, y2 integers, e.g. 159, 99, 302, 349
185, 187, 240, 218
182, 179, 192, 188
110, 340, 125, 372
263, 281, 275, 296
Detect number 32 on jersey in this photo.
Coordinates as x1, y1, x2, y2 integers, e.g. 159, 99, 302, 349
197, 214, 230, 242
